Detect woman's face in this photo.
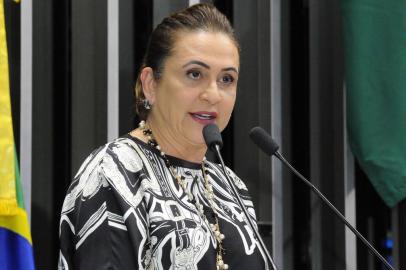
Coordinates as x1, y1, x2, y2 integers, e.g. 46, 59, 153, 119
145, 31, 239, 148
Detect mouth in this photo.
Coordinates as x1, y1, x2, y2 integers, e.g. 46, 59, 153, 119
189, 112, 217, 123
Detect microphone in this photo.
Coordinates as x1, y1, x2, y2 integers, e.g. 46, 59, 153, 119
249, 126, 279, 156
203, 124, 278, 270
203, 124, 223, 151
249, 126, 395, 270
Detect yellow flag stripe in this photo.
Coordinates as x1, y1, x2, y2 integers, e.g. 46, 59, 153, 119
0, 0, 33, 247
0, 207, 32, 244
0, 0, 18, 216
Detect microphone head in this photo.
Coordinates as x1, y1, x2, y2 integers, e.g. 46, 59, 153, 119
203, 124, 223, 150
249, 126, 279, 156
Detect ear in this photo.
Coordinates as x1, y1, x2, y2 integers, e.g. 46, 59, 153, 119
140, 67, 157, 105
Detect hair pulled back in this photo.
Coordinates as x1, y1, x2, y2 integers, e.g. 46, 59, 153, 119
134, 3, 239, 120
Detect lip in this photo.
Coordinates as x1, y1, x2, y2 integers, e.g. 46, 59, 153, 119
189, 111, 218, 125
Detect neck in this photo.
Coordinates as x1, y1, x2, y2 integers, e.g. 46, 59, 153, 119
145, 118, 207, 163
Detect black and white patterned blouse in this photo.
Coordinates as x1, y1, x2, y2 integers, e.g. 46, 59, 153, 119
59, 135, 267, 269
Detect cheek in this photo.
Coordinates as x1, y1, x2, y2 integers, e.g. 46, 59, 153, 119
224, 92, 236, 112
219, 93, 236, 122
169, 92, 196, 120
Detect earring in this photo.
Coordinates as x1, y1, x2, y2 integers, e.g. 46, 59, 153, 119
143, 99, 151, 110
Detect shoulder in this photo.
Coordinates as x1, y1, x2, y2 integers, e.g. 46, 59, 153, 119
73, 136, 144, 179
61, 136, 148, 213
100, 136, 146, 174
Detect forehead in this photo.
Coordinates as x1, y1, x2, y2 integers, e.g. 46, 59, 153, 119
167, 31, 240, 68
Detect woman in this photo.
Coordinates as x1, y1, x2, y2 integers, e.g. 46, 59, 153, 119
59, 4, 267, 270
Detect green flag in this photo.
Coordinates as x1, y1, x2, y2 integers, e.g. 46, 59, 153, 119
342, 0, 406, 207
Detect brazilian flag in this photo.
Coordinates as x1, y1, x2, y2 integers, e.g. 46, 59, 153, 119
0, 0, 35, 268
342, 0, 406, 207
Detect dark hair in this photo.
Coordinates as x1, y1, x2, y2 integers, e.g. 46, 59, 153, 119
134, 3, 239, 120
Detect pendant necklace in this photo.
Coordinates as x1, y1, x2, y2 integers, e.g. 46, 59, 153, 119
139, 121, 229, 269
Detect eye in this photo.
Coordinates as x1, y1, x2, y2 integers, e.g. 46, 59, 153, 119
220, 74, 235, 85
186, 70, 201, 80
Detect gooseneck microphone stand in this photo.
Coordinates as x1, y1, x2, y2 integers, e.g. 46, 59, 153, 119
275, 152, 395, 270
249, 126, 395, 270
203, 124, 278, 270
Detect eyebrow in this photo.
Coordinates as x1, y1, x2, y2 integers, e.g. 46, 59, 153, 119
182, 60, 239, 74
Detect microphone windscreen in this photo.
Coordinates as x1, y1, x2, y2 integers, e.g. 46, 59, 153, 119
203, 124, 223, 150
249, 127, 279, 156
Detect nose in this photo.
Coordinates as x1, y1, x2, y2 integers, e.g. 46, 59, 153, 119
200, 81, 222, 104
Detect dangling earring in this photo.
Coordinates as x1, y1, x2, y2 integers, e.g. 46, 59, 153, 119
143, 99, 151, 110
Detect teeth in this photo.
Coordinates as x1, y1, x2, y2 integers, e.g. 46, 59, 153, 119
194, 114, 213, 120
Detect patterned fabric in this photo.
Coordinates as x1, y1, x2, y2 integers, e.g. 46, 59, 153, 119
59, 134, 267, 269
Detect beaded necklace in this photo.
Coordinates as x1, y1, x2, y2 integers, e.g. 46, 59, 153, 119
139, 121, 229, 270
